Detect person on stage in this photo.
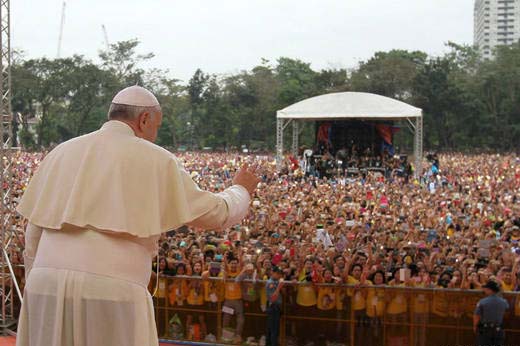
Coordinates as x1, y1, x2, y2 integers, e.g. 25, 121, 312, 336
16, 85, 260, 346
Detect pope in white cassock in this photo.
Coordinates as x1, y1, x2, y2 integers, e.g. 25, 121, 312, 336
15, 86, 260, 346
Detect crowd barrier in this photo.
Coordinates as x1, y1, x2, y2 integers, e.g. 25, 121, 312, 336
153, 276, 520, 346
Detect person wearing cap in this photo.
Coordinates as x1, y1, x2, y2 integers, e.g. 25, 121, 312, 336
15, 86, 261, 346
473, 280, 509, 346
509, 225, 520, 243
266, 266, 284, 346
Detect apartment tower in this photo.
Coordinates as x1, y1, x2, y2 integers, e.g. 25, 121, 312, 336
474, 0, 520, 57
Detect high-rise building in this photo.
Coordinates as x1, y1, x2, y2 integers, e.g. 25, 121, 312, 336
474, 0, 520, 58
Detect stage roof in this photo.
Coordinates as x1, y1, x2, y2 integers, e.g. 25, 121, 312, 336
276, 92, 422, 120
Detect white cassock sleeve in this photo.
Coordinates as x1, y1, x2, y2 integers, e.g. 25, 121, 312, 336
23, 223, 43, 281
187, 184, 251, 230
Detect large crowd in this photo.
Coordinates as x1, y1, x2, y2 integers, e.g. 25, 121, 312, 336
3, 150, 520, 345
3, 152, 45, 290
151, 152, 520, 295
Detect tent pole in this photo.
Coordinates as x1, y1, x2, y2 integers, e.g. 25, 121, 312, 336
276, 117, 284, 171
414, 115, 423, 179
292, 120, 299, 157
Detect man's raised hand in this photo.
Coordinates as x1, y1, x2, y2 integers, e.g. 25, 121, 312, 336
233, 163, 262, 196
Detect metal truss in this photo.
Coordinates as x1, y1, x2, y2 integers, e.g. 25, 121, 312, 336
291, 120, 299, 157
0, 0, 20, 336
1, 0, 12, 148
275, 118, 284, 170
414, 115, 423, 178
0, 152, 22, 335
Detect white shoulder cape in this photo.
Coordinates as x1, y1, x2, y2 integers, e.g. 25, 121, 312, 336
17, 121, 222, 238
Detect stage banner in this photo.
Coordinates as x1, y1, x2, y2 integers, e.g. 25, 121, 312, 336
375, 124, 400, 145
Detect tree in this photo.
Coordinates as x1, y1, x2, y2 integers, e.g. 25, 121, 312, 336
98, 39, 154, 87
186, 69, 211, 148
314, 68, 349, 93
474, 43, 520, 149
276, 57, 318, 106
413, 44, 481, 149
351, 50, 427, 100
149, 71, 187, 148
9, 38, 520, 152
13, 56, 113, 146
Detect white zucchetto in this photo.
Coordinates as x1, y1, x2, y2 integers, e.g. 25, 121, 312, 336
111, 85, 159, 107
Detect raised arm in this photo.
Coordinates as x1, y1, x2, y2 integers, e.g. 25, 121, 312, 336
343, 254, 357, 280
186, 164, 260, 230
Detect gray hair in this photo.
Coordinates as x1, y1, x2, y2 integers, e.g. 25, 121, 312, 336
107, 103, 161, 121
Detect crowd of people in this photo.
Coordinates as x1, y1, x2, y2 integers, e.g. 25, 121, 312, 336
3, 151, 45, 291
148, 152, 520, 345
3, 150, 520, 345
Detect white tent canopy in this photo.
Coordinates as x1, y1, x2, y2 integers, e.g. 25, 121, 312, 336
277, 92, 422, 120
275, 92, 423, 175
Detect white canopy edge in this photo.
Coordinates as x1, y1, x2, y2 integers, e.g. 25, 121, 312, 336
276, 92, 422, 120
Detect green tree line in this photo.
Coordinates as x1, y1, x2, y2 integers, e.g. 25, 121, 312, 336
11, 39, 520, 151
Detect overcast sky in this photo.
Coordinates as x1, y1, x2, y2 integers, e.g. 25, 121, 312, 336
13, 0, 474, 82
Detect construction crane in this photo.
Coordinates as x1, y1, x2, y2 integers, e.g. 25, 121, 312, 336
101, 24, 110, 50
57, 1, 66, 58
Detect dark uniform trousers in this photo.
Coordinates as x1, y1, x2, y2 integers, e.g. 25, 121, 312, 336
266, 303, 281, 346
477, 323, 505, 346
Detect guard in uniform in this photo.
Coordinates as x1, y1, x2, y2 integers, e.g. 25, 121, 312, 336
473, 280, 509, 346
266, 266, 284, 346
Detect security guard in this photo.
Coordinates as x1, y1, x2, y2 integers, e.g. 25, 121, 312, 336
266, 266, 284, 346
473, 280, 509, 346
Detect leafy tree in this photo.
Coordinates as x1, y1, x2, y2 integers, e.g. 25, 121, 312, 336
314, 68, 349, 93
276, 57, 318, 106
98, 39, 154, 87
351, 50, 427, 100
9, 39, 520, 152
476, 43, 520, 149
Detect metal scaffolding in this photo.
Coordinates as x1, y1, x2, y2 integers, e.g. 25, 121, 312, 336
0, 0, 19, 336
275, 118, 299, 170
275, 118, 284, 170
413, 115, 423, 178
0, 0, 11, 148
291, 119, 299, 157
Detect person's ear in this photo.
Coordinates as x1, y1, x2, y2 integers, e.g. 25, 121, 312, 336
137, 111, 150, 130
